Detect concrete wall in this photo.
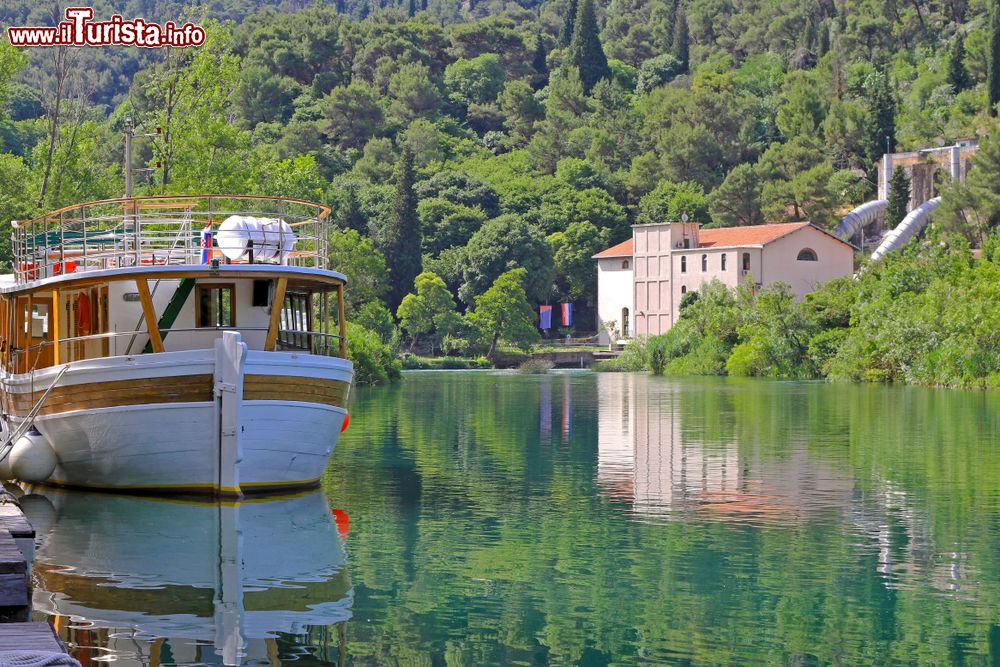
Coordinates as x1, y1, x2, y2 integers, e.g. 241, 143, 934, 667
759, 228, 855, 298
596, 257, 634, 345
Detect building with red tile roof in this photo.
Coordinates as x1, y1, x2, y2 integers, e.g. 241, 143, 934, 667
593, 222, 855, 343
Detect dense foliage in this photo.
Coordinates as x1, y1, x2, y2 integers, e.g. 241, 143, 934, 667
3, 0, 1000, 385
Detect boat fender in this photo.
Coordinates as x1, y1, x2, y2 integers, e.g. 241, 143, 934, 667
10, 429, 57, 483
340, 412, 350, 433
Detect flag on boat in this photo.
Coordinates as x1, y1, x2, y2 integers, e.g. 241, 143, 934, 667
561, 303, 573, 327
200, 224, 213, 264
539, 304, 552, 329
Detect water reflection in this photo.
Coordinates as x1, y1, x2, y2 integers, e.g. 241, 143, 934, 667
22, 490, 352, 665
595, 373, 859, 524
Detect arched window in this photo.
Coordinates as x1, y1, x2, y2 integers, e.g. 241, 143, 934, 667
701, 254, 708, 271
797, 248, 818, 261
622, 260, 630, 270
681, 285, 687, 294
680, 256, 687, 273
721, 254, 728, 271
621, 307, 630, 337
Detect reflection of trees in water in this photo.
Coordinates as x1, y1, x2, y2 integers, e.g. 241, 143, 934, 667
329, 373, 1000, 665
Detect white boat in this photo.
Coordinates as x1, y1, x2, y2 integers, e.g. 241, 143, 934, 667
0, 193, 353, 495
21, 489, 352, 664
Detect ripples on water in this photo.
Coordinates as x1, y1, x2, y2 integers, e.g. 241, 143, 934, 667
22, 371, 1000, 665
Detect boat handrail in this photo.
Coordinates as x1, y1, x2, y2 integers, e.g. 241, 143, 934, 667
8, 326, 345, 370
11, 195, 332, 284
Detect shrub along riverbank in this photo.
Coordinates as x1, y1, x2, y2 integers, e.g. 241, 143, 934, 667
598, 230, 1000, 389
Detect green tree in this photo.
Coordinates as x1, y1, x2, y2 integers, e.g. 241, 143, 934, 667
673, 6, 690, 72
990, 0, 1000, 115
561, 0, 579, 47
445, 53, 506, 106
322, 81, 385, 149
387, 62, 443, 125
638, 180, 711, 224
548, 220, 610, 306
459, 214, 554, 304
635, 54, 683, 95
885, 167, 911, 228
948, 33, 972, 94
499, 81, 545, 145
328, 228, 389, 313
417, 198, 487, 255
567, 0, 612, 93
382, 148, 423, 312
709, 164, 764, 227
863, 71, 896, 165
531, 37, 549, 89
397, 271, 459, 352
467, 268, 540, 357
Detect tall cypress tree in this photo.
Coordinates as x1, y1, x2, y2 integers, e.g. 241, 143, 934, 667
568, 0, 610, 93
673, 6, 690, 72
560, 0, 578, 46
662, 0, 677, 54
990, 0, 1000, 115
385, 148, 422, 313
949, 33, 972, 93
885, 167, 911, 227
863, 71, 896, 165
407, 0, 416, 16
531, 37, 549, 90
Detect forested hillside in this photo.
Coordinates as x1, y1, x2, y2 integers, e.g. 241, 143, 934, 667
1, 0, 999, 384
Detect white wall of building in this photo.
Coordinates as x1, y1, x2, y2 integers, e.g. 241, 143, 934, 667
596, 257, 634, 345
759, 228, 855, 297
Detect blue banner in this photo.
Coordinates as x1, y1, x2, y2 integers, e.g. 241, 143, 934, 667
539, 305, 552, 330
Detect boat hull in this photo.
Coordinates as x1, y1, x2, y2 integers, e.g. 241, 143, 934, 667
2, 346, 352, 495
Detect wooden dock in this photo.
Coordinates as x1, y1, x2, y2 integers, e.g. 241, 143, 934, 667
0, 491, 70, 660
0, 621, 66, 653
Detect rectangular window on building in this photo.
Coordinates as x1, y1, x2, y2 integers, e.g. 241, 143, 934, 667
722, 254, 727, 271
742, 252, 751, 272
196, 284, 235, 328
701, 254, 707, 272
680, 256, 687, 273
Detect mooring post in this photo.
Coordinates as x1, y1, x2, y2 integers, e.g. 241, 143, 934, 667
214, 332, 246, 497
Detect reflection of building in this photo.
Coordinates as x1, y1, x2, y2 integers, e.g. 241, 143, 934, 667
593, 222, 855, 344
595, 374, 857, 523
596, 374, 739, 516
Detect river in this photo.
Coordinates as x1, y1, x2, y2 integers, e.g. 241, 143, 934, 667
21, 371, 1000, 664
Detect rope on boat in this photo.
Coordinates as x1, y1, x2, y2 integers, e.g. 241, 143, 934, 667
0, 366, 68, 466
0, 652, 81, 667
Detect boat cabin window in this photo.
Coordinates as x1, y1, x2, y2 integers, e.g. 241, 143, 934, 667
196, 284, 235, 328
279, 291, 312, 350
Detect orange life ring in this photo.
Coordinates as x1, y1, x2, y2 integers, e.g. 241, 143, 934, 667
76, 292, 92, 336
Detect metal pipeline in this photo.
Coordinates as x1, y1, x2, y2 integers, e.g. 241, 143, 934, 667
870, 196, 941, 262
835, 200, 886, 242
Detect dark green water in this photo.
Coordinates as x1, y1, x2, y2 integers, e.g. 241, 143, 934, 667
26, 371, 1000, 665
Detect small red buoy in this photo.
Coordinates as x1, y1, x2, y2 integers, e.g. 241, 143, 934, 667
340, 412, 350, 432
332, 508, 350, 537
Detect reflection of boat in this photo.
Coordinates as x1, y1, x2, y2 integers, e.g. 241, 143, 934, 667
23, 489, 352, 665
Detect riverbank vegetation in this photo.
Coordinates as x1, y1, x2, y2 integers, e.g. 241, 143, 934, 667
3, 1, 1000, 384
599, 229, 1000, 388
